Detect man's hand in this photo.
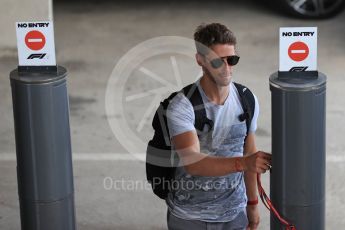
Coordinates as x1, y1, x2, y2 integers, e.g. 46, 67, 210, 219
243, 151, 271, 174
246, 205, 260, 230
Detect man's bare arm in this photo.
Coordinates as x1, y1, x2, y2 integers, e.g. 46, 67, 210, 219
172, 130, 271, 177
243, 133, 260, 201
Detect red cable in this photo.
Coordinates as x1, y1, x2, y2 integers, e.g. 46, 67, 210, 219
257, 173, 297, 230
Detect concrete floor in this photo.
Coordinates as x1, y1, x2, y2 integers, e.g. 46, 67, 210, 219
0, 0, 345, 229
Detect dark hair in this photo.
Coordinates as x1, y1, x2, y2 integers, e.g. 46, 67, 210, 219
194, 23, 237, 55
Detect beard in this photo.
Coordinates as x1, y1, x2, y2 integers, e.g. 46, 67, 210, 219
204, 67, 232, 87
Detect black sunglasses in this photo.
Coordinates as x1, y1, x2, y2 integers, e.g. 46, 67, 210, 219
209, 55, 240, 69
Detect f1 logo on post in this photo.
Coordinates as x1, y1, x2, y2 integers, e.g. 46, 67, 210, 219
279, 27, 317, 73
27, 54, 47, 59
16, 21, 56, 66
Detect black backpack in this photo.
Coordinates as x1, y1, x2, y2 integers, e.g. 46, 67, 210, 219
146, 82, 255, 199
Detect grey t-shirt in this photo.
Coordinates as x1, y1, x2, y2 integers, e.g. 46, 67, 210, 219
165, 79, 259, 222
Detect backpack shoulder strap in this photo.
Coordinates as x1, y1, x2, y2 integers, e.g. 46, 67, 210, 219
181, 83, 214, 134
151, 91, 180, 146
233, 82, 256, 134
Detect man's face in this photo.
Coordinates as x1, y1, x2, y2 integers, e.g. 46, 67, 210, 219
198, 44, 237, 87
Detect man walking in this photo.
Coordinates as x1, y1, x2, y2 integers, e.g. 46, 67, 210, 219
165, 23, 271, 230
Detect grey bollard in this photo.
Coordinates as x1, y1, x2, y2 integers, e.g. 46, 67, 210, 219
269, 72, 326, 230
10, 66, 76, 230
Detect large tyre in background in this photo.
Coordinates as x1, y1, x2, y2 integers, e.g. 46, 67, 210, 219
276, 0, 345, 18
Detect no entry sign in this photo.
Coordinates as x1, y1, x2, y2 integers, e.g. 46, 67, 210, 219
279, 27, 317, 72
16, 21, 56, 66
288, 41, 309, 62
25, 30, 46, 51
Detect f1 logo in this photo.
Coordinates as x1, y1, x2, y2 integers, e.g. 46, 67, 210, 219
289, 66, 308, 72
27, 53, 46, 59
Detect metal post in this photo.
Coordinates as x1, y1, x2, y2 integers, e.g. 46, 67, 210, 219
269, 72, 326, 230
10, 66, 76, 230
